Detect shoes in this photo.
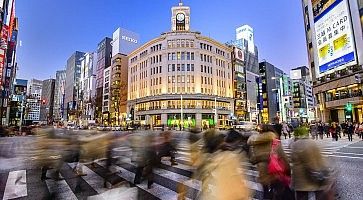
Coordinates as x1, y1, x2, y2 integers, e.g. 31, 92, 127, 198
171, 161, 178, 166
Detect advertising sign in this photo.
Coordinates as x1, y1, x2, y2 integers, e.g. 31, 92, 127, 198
314, 0, 356, 77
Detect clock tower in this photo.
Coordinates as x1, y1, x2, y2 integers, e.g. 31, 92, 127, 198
171, 1, 190, 32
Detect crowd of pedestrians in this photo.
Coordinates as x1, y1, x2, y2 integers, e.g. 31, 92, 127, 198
16, 122, 348, 200
314, 121, 363, 141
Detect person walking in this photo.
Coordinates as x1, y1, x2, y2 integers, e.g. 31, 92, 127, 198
196, 130, 251, 200
248, 124, 293, 200
282, 122, 289, 140
318, 122, 324, 140
291, 126, 336, 200
347, 122, 354, 142
359, 122, 363, 140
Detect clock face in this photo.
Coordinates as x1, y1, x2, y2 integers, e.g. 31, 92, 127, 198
176, 13, 185, 21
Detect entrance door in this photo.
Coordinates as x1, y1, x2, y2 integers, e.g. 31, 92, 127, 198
330, 109, 338, 123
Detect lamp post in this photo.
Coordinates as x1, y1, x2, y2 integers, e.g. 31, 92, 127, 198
180, 95, 183, 130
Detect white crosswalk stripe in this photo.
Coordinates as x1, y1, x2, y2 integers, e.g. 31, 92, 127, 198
0, 137, 358, 200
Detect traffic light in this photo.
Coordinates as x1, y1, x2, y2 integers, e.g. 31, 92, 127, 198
345, 102, 352, 112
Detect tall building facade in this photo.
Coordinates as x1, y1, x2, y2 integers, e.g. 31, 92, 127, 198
302, 0, 363, 123
95, 38, 112, 122
9, 79, 27, 126
102, 66, 112, 124
290, 66, 315, 122
230, 25, 260, 122
106, 28, 140, 126
127, 2, 234, 128
64, 51, 85, 121
231, 46, 247, 121
0, 0, 18, 125
40, 79, 55, 123
25, 79, 42, 123
259, 61, 285, 123
109, 54, 129, 126
53, 70, 66, 121
79, 52, 96, 122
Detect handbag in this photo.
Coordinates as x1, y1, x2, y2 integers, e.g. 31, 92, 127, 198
307, 168, 331, 186
268, 139, 291, 186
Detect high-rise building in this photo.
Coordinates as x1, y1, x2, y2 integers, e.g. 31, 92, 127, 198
302, 0, 363, 123
102, 66, 112, 124
231, 46, 247, 121
127, 2, 234, 128
25, 79, 43, 123
109, 54, 128, 126
0, 0, 19, 125
112, 28, 140, 57
9, 79, 27, 126
230, 25, 260, 122
106, 27, 140, 126
40, 79, 55, 124
64, 51, 85, 121
79, 52, 97, 123
54, 70, 66, 121
259, 61, 285, 123
95, 38, 112, 123
290, 66, 315, 122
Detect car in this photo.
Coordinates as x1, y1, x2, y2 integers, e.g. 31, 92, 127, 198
97, 126, 105, 131
234, 121, 257, 131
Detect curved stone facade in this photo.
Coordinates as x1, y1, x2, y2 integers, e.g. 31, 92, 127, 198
127, 31, 234, 128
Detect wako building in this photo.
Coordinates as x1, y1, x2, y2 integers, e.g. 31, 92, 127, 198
127, 2, 234, 128
302, 0, 363, 123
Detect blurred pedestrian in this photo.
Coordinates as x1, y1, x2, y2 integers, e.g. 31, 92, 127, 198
347, 122, 354, 142
282, 122, 289, 140
196, 130, 250, 200
248, 124, 293, 200
291, 126, 336, 200
157, 131, 178, 166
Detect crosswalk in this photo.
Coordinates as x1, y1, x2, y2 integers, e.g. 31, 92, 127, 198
0, 137, 357, 200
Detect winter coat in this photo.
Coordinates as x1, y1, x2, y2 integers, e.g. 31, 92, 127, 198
197, 150, 250, 200
247, 131, 290, 185
291, 138, 329, 191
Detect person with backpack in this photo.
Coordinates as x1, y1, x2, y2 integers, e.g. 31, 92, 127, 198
291, 126, 336, 200
248, 124, 293, 200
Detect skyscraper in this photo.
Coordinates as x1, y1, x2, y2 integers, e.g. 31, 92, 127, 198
40, 79, 55, 124
231, 25, 260, 122
25, 79, 42, 123
54, 70, 66, 121
259, 61, 285, 123
64, 51, 85, 121
95, 38, 112, 123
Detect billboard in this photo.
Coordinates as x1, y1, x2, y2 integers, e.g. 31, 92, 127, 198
236, 25, 255, 54
314, 0, 356, 77
112, 27, 140, 57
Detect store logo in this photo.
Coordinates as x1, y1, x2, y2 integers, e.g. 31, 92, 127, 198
121, 36, 138, 44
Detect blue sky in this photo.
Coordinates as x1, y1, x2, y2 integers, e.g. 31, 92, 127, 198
16, 0, 308, 80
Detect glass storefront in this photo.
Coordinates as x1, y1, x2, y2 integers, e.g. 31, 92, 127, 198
167, 114, 196, 128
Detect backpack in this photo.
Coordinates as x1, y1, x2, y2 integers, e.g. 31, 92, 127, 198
267, 139, 291, 186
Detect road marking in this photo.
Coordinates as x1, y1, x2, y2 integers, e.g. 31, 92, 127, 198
345, 146, 363, 149
45, 177, 77, 200
328, 155, 363, 160
3, 170, 27, 200
68, 163, 109, 194
334, 152, 363, 156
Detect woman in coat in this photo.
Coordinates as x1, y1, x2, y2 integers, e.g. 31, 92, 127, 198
291, 126, 336, 200
248, 124, 292, 200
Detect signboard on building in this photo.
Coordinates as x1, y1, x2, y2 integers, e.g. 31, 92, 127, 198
313, 0, 356, 77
